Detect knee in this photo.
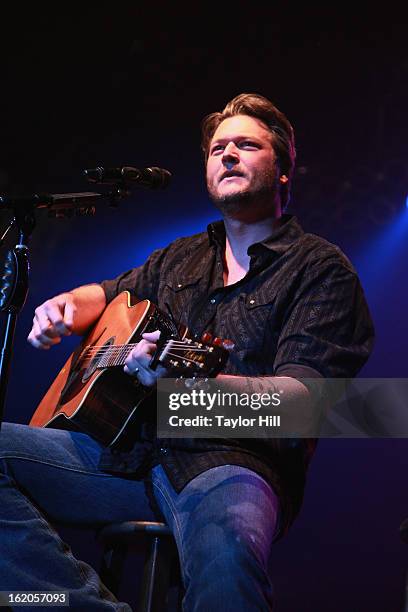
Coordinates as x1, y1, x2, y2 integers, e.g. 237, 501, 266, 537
0, 423, 31, 475
0, 422, 25, 454
185, 519, 271, 573
186, 538, 267, 581
183, 546, 273, 611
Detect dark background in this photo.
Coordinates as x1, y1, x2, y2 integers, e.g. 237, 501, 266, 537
0, 4, 407, 611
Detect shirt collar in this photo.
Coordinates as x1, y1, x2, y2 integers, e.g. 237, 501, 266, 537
207, 214, 304, 256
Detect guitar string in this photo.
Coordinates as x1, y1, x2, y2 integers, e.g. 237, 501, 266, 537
84, 344, 210, 356
161, 351, 206, 365
80, 343, 211, 367
83, 348, 210, 361
80, 350, 209, 366
81, 350, 207, 369
84, 340, 207, 353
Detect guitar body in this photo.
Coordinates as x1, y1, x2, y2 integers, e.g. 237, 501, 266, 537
30, 292, 179, 448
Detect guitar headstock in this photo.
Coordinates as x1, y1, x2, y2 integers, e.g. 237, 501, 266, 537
154, 332, 233, 378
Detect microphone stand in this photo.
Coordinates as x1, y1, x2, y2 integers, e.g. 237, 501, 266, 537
0, 186, 130, 430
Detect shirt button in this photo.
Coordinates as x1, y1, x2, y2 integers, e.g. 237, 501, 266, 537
210, 298, 216, 304
249, 299, 255, 305
160, 447, 168, 455
177, 283, 183, 288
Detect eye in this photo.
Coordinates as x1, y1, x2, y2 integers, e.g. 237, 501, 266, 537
239, 141, 259, 149
210, 144, 224, 155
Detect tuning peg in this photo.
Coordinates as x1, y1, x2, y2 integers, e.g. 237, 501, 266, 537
221, 339, 235, 351
201, 332, 213, 344
212, 337, 223, 346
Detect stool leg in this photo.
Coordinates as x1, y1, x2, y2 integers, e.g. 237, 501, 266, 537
138, 537, 173, 612
100, 542, 128, 597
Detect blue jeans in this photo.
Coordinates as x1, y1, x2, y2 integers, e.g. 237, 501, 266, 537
0, 423, 279, 611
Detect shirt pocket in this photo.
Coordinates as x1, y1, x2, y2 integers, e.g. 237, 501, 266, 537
228, 293, 276, 352
218, 294, 276, 375
159, 279, 202, 327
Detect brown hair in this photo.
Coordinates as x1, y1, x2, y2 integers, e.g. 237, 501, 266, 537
201, 93, 296, 208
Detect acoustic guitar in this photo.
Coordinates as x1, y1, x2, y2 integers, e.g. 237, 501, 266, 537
30, 291, 230, 448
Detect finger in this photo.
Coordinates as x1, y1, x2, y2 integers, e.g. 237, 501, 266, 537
27, 331, 51, 349
123, 352, 158, 385
28, 320, 61, 349
124, 355, 169, 385
44, 300, 73, 336
123, 363, 156, 387
33, 322, 62, 347
34, 306, 61, 338
141, 330, 161, 342
61, 298, 75, 331
123, 338, 163, 386
124, 342, 157, 372
131, 362, 168, 386
131, 340, 158, 361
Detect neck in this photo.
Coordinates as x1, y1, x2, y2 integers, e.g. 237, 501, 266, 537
223, 213, 283, 268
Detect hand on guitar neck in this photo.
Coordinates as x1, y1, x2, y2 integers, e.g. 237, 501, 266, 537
123, 329, 168, 386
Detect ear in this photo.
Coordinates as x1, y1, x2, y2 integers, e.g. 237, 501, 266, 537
279, 175, 289, 184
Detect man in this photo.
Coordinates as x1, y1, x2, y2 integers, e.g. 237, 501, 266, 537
0, 94, 374, 610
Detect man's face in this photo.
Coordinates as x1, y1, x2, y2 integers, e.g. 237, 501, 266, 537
206, 114, 280, 217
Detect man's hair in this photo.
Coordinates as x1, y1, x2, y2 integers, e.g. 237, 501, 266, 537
201, 93, 296, 208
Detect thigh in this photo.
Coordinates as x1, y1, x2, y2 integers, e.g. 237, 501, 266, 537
151, 464, 279, 574
0, 422, 156, 525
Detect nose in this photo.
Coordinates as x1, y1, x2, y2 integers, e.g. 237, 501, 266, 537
222, 141, 239, 169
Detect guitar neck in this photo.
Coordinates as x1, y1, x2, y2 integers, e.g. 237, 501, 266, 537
83, 339, 195, 371
84, 342, 145, 369
81, 327, 228, 378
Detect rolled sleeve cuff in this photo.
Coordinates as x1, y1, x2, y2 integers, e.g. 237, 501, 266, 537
275, 363, 325, 405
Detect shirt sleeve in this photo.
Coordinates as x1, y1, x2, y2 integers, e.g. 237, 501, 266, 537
100, 246, 169, 305
273, 258, 375, 379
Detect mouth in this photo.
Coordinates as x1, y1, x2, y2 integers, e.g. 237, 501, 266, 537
219, 170, 244, 183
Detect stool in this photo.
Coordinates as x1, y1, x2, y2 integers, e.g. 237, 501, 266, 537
97, 521, 182, 612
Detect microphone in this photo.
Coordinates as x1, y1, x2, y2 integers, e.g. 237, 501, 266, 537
83, 166, 171, 189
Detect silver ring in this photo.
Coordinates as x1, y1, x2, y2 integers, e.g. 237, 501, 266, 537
134, 367, 140, 374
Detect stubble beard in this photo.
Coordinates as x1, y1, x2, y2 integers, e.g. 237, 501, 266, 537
207, 171, 280, 219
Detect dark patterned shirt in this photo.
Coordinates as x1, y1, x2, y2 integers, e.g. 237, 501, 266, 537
98, 215, 374, 537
